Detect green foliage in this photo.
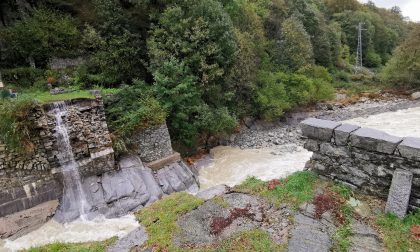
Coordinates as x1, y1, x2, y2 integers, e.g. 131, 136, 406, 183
1, 67, 44, 88
381, 24, 420, 87
365, 51, 382, 68
235, 171, 318, 209
256, 71, 290, 120
0, 97, 38, 152
104, 82, 167, 141
213, 229, 286, 252
27, 237, 117, 252
278, 16, 314, 70
0, 9, 81, 68
331, 224, 353, 252
136, 192, 204, 252
377, 210, 420, 252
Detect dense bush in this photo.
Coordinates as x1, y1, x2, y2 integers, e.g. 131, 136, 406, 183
1, 67, 44, 88
0, 97, 38, 152
0, 9, 81, 68
381, 24, 420, 87
104, 82, 167, 139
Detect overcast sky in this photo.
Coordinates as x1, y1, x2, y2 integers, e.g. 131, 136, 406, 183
359, 0, 420, 21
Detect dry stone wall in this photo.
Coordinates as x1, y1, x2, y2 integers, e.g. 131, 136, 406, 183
132, 123, 174, 163
0, 98, 115, 217
301, 118, 420, 210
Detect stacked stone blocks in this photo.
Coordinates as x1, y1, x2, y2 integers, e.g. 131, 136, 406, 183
301, 118, 420, 211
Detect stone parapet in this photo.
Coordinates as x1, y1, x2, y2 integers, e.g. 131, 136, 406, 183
300, 118, 420, 211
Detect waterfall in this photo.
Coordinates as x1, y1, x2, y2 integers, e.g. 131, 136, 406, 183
53, 102, 90, 221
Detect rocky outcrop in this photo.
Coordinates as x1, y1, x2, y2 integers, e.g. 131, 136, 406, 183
301, 118, 420, 213
54, 155, 198, 222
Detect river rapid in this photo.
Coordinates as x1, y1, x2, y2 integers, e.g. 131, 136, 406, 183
198, 105, 420, 190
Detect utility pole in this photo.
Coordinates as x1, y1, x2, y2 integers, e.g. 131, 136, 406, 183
356, 22, 366, 68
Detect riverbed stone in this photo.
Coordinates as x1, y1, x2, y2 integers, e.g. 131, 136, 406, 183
300, 118, 342, 141
412, 92, 420, 100
334, 124, 360, 146
107, 226, 148, 252
350, 128, 403, 154
398, 137, 420, 161
385, 169, 413, 218
196, 185, 230, 200
350, 221, 383, 252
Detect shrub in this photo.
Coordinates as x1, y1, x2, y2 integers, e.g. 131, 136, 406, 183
1, 67, 44, 88
0, 97, 38, 152
365, 51, 382, 68
104, 82, 167, 147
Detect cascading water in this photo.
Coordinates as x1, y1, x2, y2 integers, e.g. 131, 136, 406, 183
53, 102, 90, 221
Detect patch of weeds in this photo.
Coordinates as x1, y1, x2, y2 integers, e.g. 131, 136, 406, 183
27, 237, 117, 252
331, 224, 353, 252
332, 183, 353, 200
210, 229, 286, 252
29, 90, 95, 103
234, 171, 318, 209
212, 196, 230, 209
377, 210, 420, 252
135, 192, 204, 251
210, 205, 254, 235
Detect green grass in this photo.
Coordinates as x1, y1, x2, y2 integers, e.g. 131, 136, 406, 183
27, 237, 117, 252
234, 171, 318, 209
331, 224, 353, 252
204, 229, 286, 252
135, 192, 204, 251
28, 90, 95, 104
377, 210, 420, 252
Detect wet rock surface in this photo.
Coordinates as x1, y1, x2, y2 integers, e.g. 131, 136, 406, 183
107, 226, 148, 252
175, 193, 292, 247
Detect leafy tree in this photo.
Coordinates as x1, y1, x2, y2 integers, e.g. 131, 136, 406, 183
278, 16, 314, 70
324, 0, 360, 14
381, 25, 420, 87
0, 8, 80, 68
148, 0, 238, 145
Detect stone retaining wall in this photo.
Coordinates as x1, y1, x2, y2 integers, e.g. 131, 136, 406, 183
0, 98, 115, 217
132, 123, 174, 163
301, 118, 420, 210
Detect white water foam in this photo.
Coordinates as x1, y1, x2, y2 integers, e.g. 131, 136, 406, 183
1, 215, 139, 251
198, 146, 313, 190
345, 106, 420, 138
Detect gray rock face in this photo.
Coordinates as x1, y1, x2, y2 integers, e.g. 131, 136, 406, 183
350, 221, 383, 252
398, 137, 420, 161
175, 193, 291, 247
107, 226, 148, 252
386, 169, 413, 218
54, 155, 198, 222
350, 128, 403, 154
300, 118, 341, 141
334, 124, 360, 146
196, 185, 230, 200
412, 92, 420, 100
288, 203, 335, 252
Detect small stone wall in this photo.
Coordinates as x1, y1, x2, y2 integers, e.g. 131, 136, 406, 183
0, 98, 115, 217
301, 118, 420, 210
132, 123, 174, 163
43, 98, 115, 177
